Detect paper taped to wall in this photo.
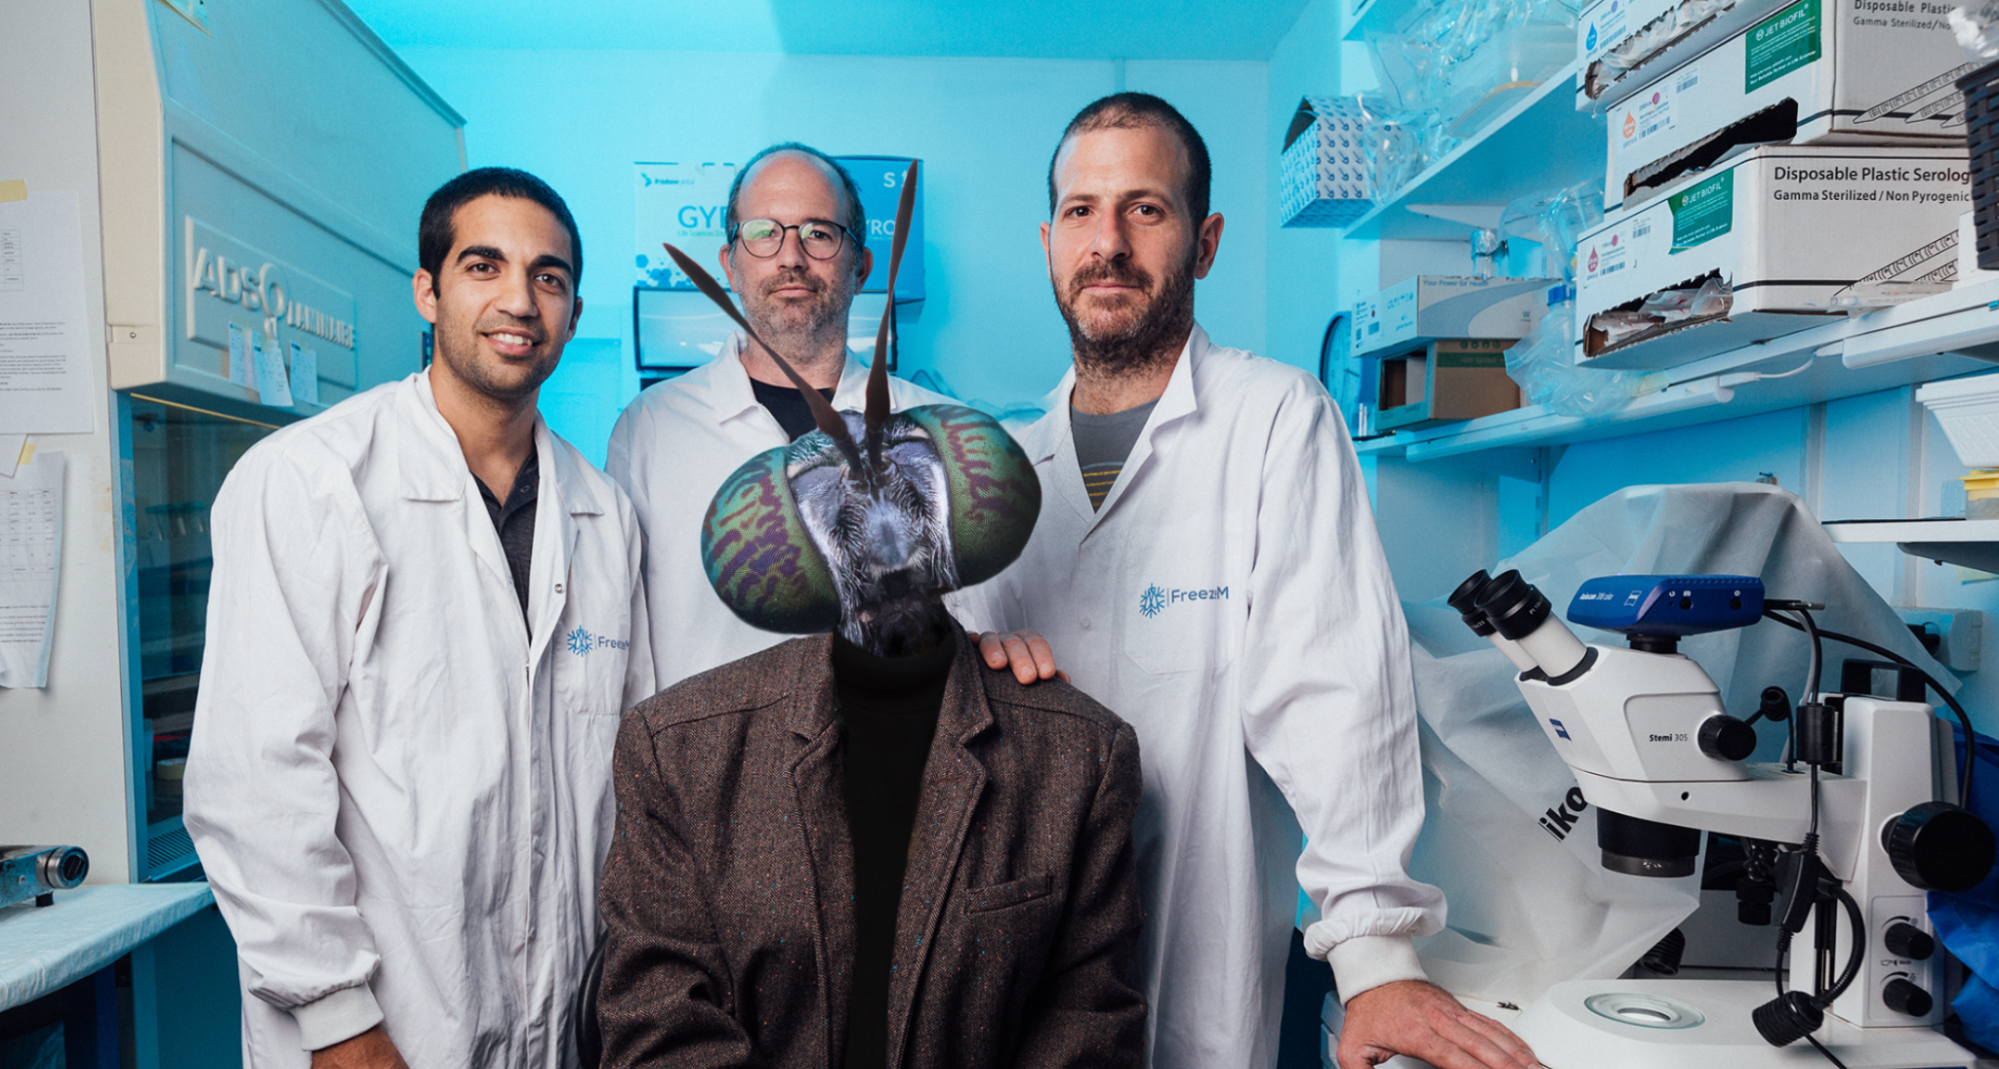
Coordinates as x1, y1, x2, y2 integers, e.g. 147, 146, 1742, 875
0, 192, 93, 435
0, 449, 63, 688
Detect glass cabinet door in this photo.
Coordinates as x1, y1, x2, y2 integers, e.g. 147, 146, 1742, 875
127, 396, 277, 877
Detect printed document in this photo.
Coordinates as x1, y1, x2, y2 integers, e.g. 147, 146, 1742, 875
0, 193, 92, 434
0, 449, 63, 687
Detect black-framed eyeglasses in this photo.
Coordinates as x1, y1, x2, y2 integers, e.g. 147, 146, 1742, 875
729, 218, 854, 260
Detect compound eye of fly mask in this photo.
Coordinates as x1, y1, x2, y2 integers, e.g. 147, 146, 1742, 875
665, 162, 1041, 655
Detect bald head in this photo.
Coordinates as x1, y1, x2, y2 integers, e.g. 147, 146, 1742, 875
725, 143, 867, 241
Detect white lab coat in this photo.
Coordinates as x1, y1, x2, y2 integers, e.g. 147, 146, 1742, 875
950, 325, 1446, 1069
184, 371, 654, 1069
606, 333, 952, 689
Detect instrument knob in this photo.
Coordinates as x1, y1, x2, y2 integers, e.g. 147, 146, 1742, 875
1882, 801, 1997, 892
1883, 978, 1933, 1018
1884, 922, 1935, 961
1697, 715, 1758, 761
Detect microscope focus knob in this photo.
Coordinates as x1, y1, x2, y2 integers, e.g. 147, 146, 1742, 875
1697, 715, 1758, 761
1883, 978, 1933, 1018
1883, 801, 1997, 892
1884, 922, 1935, 961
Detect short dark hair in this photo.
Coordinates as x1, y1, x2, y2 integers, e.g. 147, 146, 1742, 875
418, 167, 583, 290
724, 143, 869, 250
1047, 92, 1212, 223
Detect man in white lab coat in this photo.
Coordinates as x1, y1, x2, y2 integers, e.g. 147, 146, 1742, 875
186, 168, 653, 1069
607, 143, 1054, 690
950, 95, 1542, 1069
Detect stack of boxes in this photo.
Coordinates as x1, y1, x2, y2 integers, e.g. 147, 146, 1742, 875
1353, 276, 1563, 431
1572, 0, 1974, 369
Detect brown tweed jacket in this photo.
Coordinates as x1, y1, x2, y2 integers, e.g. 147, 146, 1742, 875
597, 627, 1146, 1069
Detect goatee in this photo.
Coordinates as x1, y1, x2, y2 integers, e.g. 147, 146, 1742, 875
1054, 252, 1196, 377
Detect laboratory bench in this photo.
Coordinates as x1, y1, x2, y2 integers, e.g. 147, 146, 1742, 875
0, 884, 239, 1069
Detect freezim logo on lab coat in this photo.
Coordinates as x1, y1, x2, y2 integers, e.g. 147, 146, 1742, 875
1138, 583, 1229, 618
565, 627, 630, 656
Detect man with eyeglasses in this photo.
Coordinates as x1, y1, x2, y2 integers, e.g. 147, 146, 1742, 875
607, 143, 1057, 690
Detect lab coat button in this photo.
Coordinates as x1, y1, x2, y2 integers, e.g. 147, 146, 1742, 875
554, 583, 564, 594
1081, 618, 1093, 630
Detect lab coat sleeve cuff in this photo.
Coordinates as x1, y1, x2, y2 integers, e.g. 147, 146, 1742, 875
291, 983, 384, 1052
1329, 933, 1430, 1005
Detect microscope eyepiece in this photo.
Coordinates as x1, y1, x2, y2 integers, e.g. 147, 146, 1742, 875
1471, 570, 1592, 681
1448, 570, 1497, 635
1473, 570, 1552, 642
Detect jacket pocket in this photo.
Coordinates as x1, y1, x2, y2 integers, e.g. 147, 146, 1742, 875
962, 870, 1053, 915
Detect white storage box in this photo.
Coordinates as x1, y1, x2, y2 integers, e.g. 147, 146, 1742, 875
1353, 275, 1561, 358
1919, 373, 1999, 468
1576, 0, 1787, 110
1604, 0, 1969, 211
1576, 145, 1969, 369
1280, 97, 1373, 229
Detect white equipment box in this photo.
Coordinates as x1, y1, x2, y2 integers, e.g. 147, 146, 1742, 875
1576, 145, 1969, 369
1604, 0, 1968, 211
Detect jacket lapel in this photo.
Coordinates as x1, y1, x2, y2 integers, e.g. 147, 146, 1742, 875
781, 636, 858, 1064
883, 631, 991, 1067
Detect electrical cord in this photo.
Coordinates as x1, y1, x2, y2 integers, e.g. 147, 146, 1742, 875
1769, 852, 1866, 1069
1761, 607, 1975, 807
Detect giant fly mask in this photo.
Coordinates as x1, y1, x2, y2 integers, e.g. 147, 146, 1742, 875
668, 161, 1041, 655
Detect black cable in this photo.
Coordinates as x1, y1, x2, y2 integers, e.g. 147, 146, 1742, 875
1825, 885, 1866, 1003
1796, 608, 1823, 704
1804, 1033, 1852, 1069
1761, 608, 1975, 806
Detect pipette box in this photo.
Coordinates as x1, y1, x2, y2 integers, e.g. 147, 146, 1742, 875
1352, 275, 1560, 359
1575, 144, 1969, 369
1604, 0, 1968, 212
1373, 339, 1525, 431
1280, 97, 1373, 229
1575, 0, 1789, 111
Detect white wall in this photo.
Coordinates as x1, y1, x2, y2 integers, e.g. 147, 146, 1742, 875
393, 47, 1268, 465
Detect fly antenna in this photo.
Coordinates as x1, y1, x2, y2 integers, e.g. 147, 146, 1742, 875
864, 159, 919, 465
661, 242, 860, 464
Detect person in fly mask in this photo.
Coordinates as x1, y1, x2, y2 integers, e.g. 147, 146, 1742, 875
593, 167, 1148, 1069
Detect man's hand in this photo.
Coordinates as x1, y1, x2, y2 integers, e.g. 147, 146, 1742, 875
310, 1026, 410, 1069
975, 630, 1067, 685
1337, 981, 1541, 1069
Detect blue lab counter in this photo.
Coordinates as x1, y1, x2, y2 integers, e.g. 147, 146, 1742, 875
0, 884, 232, 1069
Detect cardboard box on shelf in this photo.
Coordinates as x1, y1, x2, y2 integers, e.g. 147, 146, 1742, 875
1374, 338, 1526, 432
1280, 97, 1373, 229
1604, 0, 1969, 211
1353, 275, 1561, 359
1576, 0, 1788, 111
1575, 145, 1969, 370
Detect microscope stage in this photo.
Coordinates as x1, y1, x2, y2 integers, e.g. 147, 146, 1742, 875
1513, 979, 1973, 1069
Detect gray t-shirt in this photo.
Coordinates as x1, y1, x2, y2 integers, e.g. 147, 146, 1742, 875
1071, 399, 1157, 511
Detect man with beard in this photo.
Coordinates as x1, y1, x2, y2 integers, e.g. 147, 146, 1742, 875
608, 144, 1055, 690
949, 94, 1543, 1069
186, 168, 652, 1069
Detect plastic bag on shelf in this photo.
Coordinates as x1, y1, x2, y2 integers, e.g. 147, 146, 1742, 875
1953, 2, 1999, 63
1505, 297, 1667, 417
1352, 95, 1459, 201
1498, 180, 1605, 283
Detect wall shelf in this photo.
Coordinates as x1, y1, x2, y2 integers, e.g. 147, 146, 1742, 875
1357, 279, 1999, 463
1345, 0, 1421, 41
1340, 58, 1603, 242
1823, 518, 1999, 572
